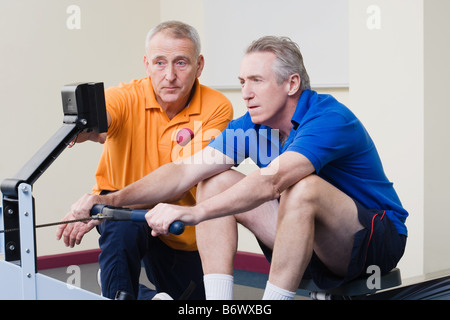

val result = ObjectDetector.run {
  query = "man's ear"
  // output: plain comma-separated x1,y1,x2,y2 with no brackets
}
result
287,73,301,96
143,55,151,76
196,54,205,78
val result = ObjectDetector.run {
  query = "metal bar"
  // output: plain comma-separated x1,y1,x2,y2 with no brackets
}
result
18,183,37,299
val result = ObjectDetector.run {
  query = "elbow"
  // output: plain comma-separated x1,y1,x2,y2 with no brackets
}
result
269,181,282,201
253,170,282,201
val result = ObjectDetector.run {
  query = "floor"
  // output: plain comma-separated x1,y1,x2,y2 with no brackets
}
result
17,261,450,300
39,263,309,300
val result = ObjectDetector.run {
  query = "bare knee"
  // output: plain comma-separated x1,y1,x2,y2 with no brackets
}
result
197,169,245,202
282,174,322,209
277,175,328,228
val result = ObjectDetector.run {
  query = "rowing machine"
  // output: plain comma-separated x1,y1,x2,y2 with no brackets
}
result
0,83,108,299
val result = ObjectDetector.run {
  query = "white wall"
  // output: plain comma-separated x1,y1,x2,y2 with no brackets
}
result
0,0,160,256
349,0,450,280
349,0,424,279
423,0,450,275
2,0,448,283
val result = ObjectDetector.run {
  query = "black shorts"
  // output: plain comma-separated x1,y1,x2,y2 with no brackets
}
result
258,199,407,290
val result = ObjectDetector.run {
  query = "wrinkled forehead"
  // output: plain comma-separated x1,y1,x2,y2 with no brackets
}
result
147,31,197,59
239,51,277,78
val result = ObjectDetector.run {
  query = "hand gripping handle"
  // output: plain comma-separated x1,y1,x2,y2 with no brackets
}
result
91,204,185,235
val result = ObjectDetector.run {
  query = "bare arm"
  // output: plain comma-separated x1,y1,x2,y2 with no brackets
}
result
69,147,234,219
194,151,315,221
146,151,315,236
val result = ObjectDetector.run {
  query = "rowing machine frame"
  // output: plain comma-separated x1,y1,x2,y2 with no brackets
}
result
0,83,107,299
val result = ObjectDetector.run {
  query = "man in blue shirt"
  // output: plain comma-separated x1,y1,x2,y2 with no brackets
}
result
67,36,407,300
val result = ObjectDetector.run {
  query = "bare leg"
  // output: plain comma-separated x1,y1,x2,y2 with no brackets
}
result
196,169,278,275
269,174,364,292
195,170,240,276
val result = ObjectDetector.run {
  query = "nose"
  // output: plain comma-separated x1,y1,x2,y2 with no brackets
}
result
241,83,254,101
165,64,176,82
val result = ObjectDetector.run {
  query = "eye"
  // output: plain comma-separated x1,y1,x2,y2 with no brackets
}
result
176,60,187,67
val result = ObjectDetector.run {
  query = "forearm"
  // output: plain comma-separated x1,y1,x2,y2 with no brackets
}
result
194,151,315,223
195,168,279,222
74,131,107,144
67,147,234,225
108,147,234,208
106,162,193,208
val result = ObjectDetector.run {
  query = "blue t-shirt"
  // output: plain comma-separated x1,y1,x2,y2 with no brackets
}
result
208,90,408,236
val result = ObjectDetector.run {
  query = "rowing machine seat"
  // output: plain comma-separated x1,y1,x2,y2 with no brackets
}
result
298,268,402,299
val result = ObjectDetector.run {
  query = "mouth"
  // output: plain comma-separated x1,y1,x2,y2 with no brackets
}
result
247,105,260,110
162,86,179,91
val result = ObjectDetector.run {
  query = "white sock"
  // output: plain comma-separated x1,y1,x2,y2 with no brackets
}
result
203,273,234,300
262,281,296,300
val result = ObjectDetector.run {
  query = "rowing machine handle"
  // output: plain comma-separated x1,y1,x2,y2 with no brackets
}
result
91,204,185,235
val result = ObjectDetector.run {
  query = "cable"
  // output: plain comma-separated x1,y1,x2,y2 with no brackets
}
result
0,217,94,233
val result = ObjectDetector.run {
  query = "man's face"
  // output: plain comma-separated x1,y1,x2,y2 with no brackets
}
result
239,52,290,127
144,31,204,108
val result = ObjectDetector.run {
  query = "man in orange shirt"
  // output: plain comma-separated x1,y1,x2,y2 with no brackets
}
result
56,21,233,300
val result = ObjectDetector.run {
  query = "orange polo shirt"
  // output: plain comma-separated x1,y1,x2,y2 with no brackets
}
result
92,77,233,251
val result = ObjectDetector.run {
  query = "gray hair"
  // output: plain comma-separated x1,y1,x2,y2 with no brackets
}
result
145,20,201,57
246,36,311,91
